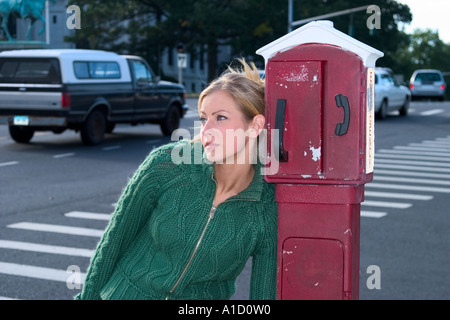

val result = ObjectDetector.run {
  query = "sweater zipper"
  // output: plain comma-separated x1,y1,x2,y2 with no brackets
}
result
166,205,217,300
165,172,257,299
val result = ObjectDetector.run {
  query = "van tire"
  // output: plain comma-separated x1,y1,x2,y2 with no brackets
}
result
160,105,180,136
377,100,388,119
399,97,410,116
80,110,106,145
9,126,34,143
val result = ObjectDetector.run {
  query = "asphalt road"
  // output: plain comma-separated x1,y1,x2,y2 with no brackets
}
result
0,99,449,300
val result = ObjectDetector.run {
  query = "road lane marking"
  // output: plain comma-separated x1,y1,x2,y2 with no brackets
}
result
0,240,93,258
377,149,450,157
364,191,433,201
375,153,450,162
374,175,450,186
361,211,387,218
375,169,450,179
422,140,450,146
362,200,412,209
375,158,450,167
395,146,450,152
7,222,104,237
376,164,450,172
65,211,112,221
53,153,75,159
0,161,18,167
102,145,121,151
409,142,450,149
0,262,85,284
366,183,450,193
420,109,444,116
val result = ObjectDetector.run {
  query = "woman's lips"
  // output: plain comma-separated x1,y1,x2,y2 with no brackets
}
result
205,142,219,149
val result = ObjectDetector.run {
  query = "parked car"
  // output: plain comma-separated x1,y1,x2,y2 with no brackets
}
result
0,49,188,145
409,69,446,101
374,68,411,119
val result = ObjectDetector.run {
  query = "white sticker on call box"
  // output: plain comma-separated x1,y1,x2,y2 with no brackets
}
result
366,68,375,174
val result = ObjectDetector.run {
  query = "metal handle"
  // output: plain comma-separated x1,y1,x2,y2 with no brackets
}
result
275,99,288,162
335,94,350,136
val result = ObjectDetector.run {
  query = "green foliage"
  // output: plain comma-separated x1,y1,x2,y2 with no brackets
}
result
65,0,450,85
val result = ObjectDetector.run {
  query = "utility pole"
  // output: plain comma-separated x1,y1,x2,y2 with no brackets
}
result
288,0,293,33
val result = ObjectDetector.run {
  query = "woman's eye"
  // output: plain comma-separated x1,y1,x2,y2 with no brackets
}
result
217,115,227,121
199,117,207,124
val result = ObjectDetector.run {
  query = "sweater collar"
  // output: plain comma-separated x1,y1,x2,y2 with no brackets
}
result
189,141,264,203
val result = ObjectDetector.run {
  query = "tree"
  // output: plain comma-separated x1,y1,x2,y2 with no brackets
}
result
290,0,412,71
395,29,450,89
65,0,413,83
147,0,282,81
65,0,163,71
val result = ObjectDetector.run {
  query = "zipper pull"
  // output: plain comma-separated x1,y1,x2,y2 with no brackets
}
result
209,206,217,219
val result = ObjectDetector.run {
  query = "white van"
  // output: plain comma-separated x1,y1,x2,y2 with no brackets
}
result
409,69,446,101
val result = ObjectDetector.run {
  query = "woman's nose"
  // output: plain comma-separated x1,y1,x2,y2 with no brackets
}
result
201,118,215,133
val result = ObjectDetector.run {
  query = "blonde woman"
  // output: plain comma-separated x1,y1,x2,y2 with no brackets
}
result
76,59,278,300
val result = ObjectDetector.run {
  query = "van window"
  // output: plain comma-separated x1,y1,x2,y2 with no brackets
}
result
414,72,442,83
0,58,61,84
73,61,121,79
380,73,395,86
131,60,153,83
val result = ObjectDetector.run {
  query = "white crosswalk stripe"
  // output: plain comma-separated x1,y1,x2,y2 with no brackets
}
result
65,211,112,221
0,262,86,284
0,240,94,257
7,222,104,237
0,210,110,300
362,135,450,218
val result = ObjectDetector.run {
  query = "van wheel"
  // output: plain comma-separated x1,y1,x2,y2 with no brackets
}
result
80,110,106,145
9,126,34,143
106,123,115,134
377,100,388,119
399,97,410,116
160,105,180,136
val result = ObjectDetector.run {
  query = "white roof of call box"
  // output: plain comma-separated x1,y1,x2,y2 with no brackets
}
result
256,20,384,68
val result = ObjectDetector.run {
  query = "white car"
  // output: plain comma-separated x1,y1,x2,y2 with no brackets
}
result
409,69,446,101
374,68,411,119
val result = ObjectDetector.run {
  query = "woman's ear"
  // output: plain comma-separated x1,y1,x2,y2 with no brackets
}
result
249,114,266,138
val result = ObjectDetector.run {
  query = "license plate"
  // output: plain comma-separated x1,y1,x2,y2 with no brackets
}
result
13,116,29,126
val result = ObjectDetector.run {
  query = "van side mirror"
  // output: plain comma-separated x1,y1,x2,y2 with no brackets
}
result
137,78,150,86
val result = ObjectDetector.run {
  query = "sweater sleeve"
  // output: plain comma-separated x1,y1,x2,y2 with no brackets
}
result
249,185,278,300
75,145,177,300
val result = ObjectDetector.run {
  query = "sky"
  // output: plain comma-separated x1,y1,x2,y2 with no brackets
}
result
397,0,450,43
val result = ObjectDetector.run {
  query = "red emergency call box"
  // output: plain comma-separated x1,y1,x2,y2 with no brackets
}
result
257,21,383,300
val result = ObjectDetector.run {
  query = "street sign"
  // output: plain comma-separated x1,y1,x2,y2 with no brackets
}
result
178,53,187,69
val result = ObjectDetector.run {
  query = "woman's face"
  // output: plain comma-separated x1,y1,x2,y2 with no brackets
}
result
199,90,254,164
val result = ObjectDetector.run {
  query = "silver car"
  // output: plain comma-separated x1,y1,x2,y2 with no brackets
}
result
409,69,446,101
374,68,411,119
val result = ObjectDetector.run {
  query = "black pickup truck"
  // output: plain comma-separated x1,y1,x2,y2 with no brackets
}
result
0,49,188,145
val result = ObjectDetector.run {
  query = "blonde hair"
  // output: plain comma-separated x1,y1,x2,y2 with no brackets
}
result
198,59,265,121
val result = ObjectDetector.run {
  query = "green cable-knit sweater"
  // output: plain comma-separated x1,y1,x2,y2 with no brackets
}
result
75,140,278,300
